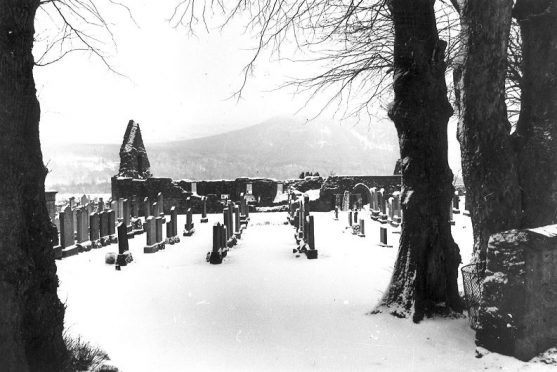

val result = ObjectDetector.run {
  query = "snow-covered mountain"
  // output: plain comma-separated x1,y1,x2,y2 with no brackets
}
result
43,117,399,192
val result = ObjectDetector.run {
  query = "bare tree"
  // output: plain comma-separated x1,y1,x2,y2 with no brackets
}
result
175,0,463,321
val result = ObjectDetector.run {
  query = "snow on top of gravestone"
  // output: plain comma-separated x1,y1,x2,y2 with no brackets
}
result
527,224,557,238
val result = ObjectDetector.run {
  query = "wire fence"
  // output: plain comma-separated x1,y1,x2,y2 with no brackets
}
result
461,263,485,329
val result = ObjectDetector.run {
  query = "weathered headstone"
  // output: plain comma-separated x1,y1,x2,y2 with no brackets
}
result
378,226,392,248
476,225,557,361
305,215,318,259
378,189,388,223
391,191,402,226
334,206,339,220
234,205,241,238
143,217,158,253
115,222,131,267
348,211,353,227
155,215,166,250
157,192,164,215
99,211,109,245
246,183,253,194
117,198,124,220
191,182,197,194
89,212,100,247
342,191,350,212
132,195,139,218
183,208,195,236
452,191,460,214
200,196,208,223
143,197,150,217
59,206,74,249
358,219,366,237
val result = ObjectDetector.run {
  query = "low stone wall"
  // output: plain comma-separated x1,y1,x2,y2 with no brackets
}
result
317,175,402,211
477,225,557,361
112,175,401,214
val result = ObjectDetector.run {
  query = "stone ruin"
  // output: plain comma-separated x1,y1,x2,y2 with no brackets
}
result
118,120,152,179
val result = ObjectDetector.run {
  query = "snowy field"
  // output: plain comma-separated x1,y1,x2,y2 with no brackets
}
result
57,211,553,371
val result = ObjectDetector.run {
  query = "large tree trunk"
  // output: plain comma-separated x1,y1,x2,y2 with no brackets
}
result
513,0,557,228
0,0,67,370
453,0,521,264
379,0,463,323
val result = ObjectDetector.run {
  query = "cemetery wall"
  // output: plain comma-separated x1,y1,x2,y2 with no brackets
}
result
112,175,401,214
317,175,402,211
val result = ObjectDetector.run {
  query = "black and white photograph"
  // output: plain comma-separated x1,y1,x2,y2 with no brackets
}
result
1,0,556,371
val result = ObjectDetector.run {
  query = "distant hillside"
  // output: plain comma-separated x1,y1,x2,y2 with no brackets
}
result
43,117,399,193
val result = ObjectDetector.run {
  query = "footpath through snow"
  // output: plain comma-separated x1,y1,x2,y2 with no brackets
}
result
58,212,553,371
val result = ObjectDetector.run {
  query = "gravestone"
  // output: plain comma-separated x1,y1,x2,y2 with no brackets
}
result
358,219,366,237
59,206,74,249
277,183,283,194
81,194,88,206
234,205,241,238
117,198,124,220
476,225,557,361
391,191,402,226
89,212,100,247
305,215,318,259
143,197,150,217
191,182,197,194
452,191,461,214
99,211,109,245
449,204,455,225
98,197,104,212
378,227,392,248
152,202,158,218
155,216,166,249
378,189,388,223
246,183,253,194
207,223,225,264
157,192,164,215
143,217,158,253
334,206,339,220
342,191,350,212
132,195,139,218
370,187,379,219
200,196,208,223
108,210,116,241
348,211,353,227
115,222,131,267
183,208,195,236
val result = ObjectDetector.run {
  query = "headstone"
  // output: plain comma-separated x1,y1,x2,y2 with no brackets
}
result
234,205,241,236
348,211,353,226
123,199,130,228
115,222,130,266
476,225,557,361
354,210,358,224
81,194,88,206
144,197,151,217
191,182,197,194
99,211,108,240
449,204,455,225
342,191,350,212
201,196,208,223
117,198,124,220
98,197,104,212
378,226,392,247
76,208,88,244
152,202,158,218
89,212,100,244
370,187,379,219
208,223,223,264
277,183,283,194
183,208,195,236
155,216,165,248
452,191,461,214
157,192,164,215
392,191,402,225
144,217,158,253
378,189,388,223
108,210,116,236
59,206,74,248
358,219,366,237
132,195,139,218
69,196,75,209
246,183,253,194
334,206,339,220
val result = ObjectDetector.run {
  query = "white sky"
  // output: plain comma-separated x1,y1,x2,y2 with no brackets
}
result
34,0,348,145
33,0,461,174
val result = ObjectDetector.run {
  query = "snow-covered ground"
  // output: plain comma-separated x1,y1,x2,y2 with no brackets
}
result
57,210,552,371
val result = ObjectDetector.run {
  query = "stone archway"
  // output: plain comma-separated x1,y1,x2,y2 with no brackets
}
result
352,183,372,206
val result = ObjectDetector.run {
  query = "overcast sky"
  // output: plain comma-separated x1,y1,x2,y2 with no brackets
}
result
34,0,353,146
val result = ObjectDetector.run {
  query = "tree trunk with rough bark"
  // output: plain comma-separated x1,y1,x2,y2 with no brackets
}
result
453,0,521,264
379,0,463,323
454,0,557,266
0,0,67,370
513,0,557,229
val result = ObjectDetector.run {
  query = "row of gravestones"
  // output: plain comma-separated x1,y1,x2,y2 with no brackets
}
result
287,192,318,259
207,194,250,264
